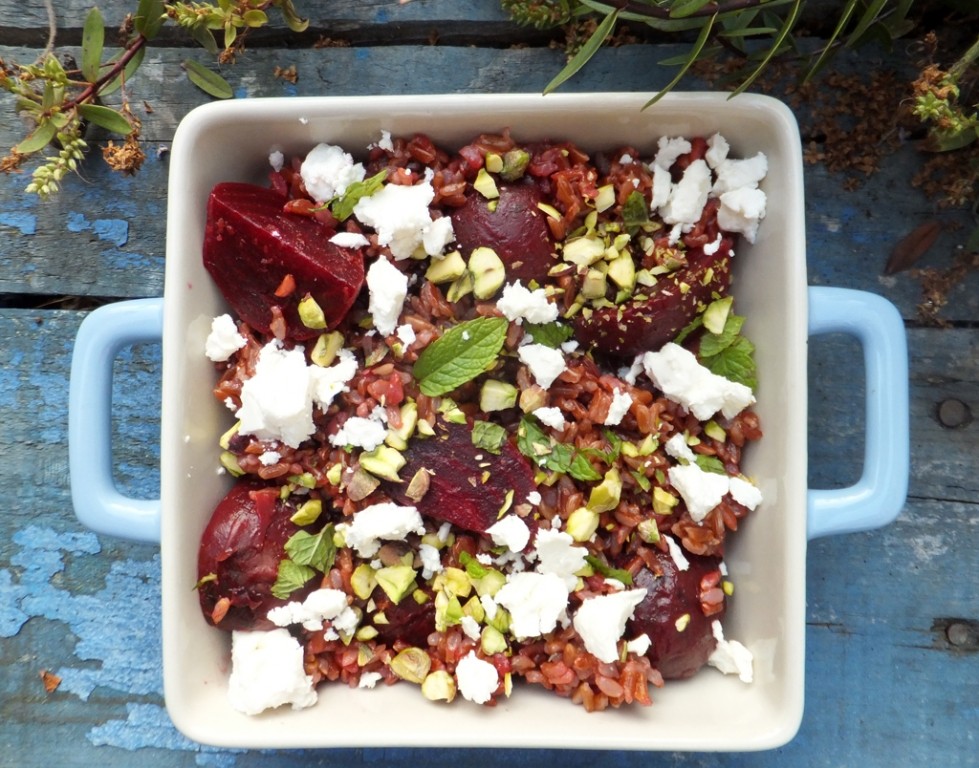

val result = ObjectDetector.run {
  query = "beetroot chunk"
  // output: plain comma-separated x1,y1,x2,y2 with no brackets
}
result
451,182,556,284
197,480,314,631
625,546,726,679
386,420,538,536
203,181,365,341
573,246,732,357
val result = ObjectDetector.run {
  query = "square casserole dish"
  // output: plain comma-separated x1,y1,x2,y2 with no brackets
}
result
160,92,809,751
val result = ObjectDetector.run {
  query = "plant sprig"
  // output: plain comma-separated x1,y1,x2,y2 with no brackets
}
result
0,0,308,198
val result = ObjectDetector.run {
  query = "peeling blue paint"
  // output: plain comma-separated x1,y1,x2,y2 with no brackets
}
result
65,211,130,247
235,86,250,99
355,49,370,61
0,212,38,235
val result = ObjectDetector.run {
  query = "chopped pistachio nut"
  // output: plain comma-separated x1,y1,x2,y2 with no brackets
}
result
351,563,378,600
325,462,343,485
355,625,379,641
580,267,607,299
445,271,474,303
390,647,431,684
587,467,622,513
345,467,381,501
480,379,518,412
290,499,322,526
219,451,244,477
421,669,457,702
290,472,317,489
472,568,506,598
637,518,661,544
518,386,548,414
566,506,600,542
297,294,328,329
425,250,467,284
704,420,727,442
359,445,406,482
435,567,472,599
703,296,734,335
434,590,465,632
594,184,615,213
473,167,500,200
311,330,345,367
462,595,486,624
385,401,418,450
481,625,508,655
219,421,240,450
375,565,417,604
675,613,691,632
484,153,504,174
537,202,561,220
563,235,607,268
500,148,530,181
652,486,679,516
468,246,506,299
405,468,432,502
723,580,735,596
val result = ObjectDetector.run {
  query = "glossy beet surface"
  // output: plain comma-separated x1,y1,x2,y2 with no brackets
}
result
451,182,556,284
626,547,725,680
386,420,538,536
197,480,312,631
574,246,732,357
203,182,365,341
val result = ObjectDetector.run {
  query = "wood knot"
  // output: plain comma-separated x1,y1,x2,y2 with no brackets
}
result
933,617,979,652
936,398,972,429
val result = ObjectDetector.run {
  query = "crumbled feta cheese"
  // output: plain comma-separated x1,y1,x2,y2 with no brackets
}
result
300,143,365,203
335,502,425,557
704,133,729,169
455,651,499,704
419,543,443,579
572,589,647,663
707,620,754,683
650,164,672,209
664,535,690,572
497,281,559,325
396,323,416,347
718,187,768,243
533,406,566,431
258,450,281,466
330,231,370,249
375,130,394,152
205,313,246,362
665,432,696,463
653,136,692,170
627,633,652,656
619,153,633,164
642,343,755,420
494,571,570,640
668,463,731,522
527,491,542,506
703,232,724,256
730,476,763,510
711,152,768,196
267,588,356,632
518,344,566,390
480,594,499,620
533,528,587,588
268,149,285,173
330,413,387,451
659,159,712,227
486,515,531,553
236,341,316,448
228,629,317,715
309,348,358,409
358,671,383,689
460,615,482,641
353,180,452,260
619,355,645,385
367,256,408,336
422,215,455,257
604,388,633,426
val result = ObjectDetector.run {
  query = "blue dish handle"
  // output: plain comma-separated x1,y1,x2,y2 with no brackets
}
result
69,298,164,543
806,286,909,539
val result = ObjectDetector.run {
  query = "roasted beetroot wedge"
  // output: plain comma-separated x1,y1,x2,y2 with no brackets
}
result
451,182,556,284
197,480,315,631
573,246,732,357
386,420,538,537
625,546,725,680
203,182,365,341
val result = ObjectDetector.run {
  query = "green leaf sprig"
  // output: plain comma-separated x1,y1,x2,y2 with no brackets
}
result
517,416,602,482
413,316,509,397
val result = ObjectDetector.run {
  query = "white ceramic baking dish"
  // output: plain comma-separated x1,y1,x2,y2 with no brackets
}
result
68,93,909,752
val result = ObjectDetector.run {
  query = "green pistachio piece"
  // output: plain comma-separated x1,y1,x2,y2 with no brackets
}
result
481,625,508,655
390,647,431,684
421,669,457,702
345,467,381,501
500,149,530,181
219,421,240,450
359,445,406,482
297,294,328,329
468,246,506,299
653,486,679,516
480,379,518,412
703,296,734,335
385,401,419,451
375,565,417,605
473,167,500,199
290,499,322,526
587,467,622,513
351,563,378,600
310,330,345,367
594,184,615,213
425,250,467,284
637,518,661,544
219,451,244,477
566,506,600,542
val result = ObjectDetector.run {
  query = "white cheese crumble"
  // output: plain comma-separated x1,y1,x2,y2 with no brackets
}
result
707,620,754,683
527,491,542,506
205,313,246,362
330,412,388,451
663,535,690,572
627,633,652,656
649,164,672,209
455,651,499,704
353,180,454,260
374,130,394,152
659,158,712,228
533,406,566,431
572,589,647,663
703,232,724,256
460,615,482,641
367,256,408,336
730,476,763,510
533,528,587,588
705,133,729,169
268,149,285,173
358,671,383,689
395,323,416,347
718,187,768,243
518,343,566,390
300,143,365,203
335,502,425,557
494,571,570,640
668,463,732,522
604,388,633,426
653,136,692,170
419,542,444,579
258,450,281,466
711,152,768,196
329,231,370,249
642,342,755,421
309,348,358,408
267,588,357,633
486,515,531,553
497,281,559,325
228,629,317,715
665,432,696,463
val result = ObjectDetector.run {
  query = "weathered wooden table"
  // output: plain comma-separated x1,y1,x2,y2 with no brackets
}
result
1,2,977,766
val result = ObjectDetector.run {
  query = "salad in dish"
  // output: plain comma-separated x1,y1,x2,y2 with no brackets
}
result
198,127,767,716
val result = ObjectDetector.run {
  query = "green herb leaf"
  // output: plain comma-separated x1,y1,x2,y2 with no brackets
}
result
669,0,714,19
101,46,146,96
459,551,489,579
630,469,652,492
523,321,573,349
517,417,602,482
285,525,337,573
189,24,219,55
472,420,507,455
81,7,105,83
584,555,633,585
271,559,316,599
644,12,717,109
622,190,650,233
702,335,757,390
78,104,134,136
134,0,166,39
184,59,233,99
414,316,508,397
15,120,57,154
279,0,310,32
698,312,745,358
331,170,387,221
543,8,620,94
694,455,727,475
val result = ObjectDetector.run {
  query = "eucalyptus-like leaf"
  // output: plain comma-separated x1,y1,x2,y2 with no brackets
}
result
731,0,802,97
101,46,146,96
41,80,56,110
78,104,135,135
134,0,167,40
81,7,105,82
543,8,620,94
15,120,57,154
184,59,234,99
804,0,857,83
845,0,888,48
670,0,714,19
719,26,779,39
191,23,220,55
279,0,310,32
224,23,238,50
644,12,716,108
242,9,268,27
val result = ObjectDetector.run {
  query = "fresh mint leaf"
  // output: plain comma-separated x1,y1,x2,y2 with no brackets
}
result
517,417,602,482
472,420,507,455
459,551,489,579
673,314,703,346
271,559,316,600
702,335,757,390
331,170,387,221
622,190,650,233
584,555,633,585
694,455,727,475
284,525,336,573
699,312,745,358
414,316,508,397
523,321,573,349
